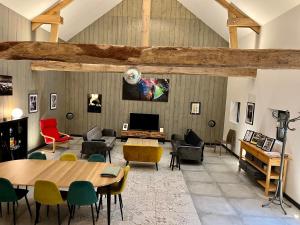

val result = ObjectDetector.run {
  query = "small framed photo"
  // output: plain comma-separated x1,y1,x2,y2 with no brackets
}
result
262,137,275,152
243,130,254,142
190,102,201,115
28,93,38,113
250,132,261,145
245,102,255,125
122,123,128,131
256,135,267,148
50,93,57,110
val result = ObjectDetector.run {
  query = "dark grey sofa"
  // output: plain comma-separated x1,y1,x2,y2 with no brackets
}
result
81,127,116,162
171,130,205,165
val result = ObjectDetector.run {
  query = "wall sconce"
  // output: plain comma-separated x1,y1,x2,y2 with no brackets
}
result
11,108,23,119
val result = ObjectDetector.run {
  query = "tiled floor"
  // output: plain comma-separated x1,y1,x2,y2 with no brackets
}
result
182,146,300,225
0,138,299,225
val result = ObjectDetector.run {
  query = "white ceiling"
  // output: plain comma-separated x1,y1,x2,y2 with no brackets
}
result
178,0,300,40
0,0,300,41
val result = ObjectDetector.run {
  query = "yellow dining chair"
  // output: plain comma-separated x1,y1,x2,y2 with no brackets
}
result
59,153,77,161
97,165,130,220
34,180,67,225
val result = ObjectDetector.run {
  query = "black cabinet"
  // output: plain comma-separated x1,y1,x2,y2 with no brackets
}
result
0,117,28,162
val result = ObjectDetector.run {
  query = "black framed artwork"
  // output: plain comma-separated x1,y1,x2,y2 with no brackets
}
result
28,93,38,113
245,102,255,125
243,130,254,142
190,102,201,115
262,137,275,152
87,94,102,113
50,93,57,110
250,132,261,145
256,135,267,148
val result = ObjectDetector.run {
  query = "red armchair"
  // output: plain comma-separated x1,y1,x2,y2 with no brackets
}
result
40,118,72,152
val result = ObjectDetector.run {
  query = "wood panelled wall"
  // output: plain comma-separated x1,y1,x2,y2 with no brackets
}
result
0,3,66,150
67,0,228,141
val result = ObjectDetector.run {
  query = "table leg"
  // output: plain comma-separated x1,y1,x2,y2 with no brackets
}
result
107,150,111,163
265,164,272,196
107,186,111,225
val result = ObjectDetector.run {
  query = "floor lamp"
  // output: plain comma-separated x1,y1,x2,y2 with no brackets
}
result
262,110,300,214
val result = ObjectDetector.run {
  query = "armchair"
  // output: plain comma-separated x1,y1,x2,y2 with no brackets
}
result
171,130,204,169
40,118,72,153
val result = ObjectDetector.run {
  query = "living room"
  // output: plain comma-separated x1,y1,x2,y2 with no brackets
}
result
0,0,300,225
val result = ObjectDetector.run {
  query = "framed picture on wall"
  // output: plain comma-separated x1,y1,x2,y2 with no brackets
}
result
28,93,38,113
88,94,102,113
190,102,201,115
245,102,255,125
50,93,57,110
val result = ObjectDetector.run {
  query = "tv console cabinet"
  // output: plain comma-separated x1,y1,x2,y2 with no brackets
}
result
121,130,166,143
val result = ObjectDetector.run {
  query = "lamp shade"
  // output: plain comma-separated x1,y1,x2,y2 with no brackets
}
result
11,108,23,119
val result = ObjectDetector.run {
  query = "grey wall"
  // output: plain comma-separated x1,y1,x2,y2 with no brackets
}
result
0,3,66,150
67,0,228,141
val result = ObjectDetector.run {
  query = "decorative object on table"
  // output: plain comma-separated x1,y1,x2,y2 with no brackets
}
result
262,110,300,214
0,75,12,96
28,93,38,113
50,93,57,110
87,94,102,113
190,102,201,115
262,137,275,152
245,102,255,125
122,123,128,131
11,108,23,120
256,135,267,148
66,112,74,120
101,166,121,178
122,77,169,102
250,132,261,145
243,130,254,142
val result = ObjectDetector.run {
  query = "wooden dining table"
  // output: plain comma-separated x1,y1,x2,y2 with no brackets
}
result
0,159,124,225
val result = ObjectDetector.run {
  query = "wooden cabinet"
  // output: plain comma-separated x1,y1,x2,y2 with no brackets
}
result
121,130,166,143
239,140,289,196
0,117,28,162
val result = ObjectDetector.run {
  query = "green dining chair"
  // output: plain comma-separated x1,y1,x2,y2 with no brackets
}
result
67,181,98,225
28,151,47,160
88,154,105,162
0,178,32,225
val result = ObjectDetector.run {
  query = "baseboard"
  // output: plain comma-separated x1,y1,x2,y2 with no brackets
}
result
28,143,47,154
284,193,300,210
205,143,239,159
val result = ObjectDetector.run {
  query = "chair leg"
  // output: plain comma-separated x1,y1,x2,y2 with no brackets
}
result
0,202,2,217
52,142,56,153
47,205,49,217
7,202,9,215
25,195,32,218
91,205,95,225
95,202,99,221
114,195,117,204
68,205,74,225
12,202,16,225
118,194,124,221
155,163,158,171
126,161,129,166
34,202,41,225
57,205,61,225
108,150,111,163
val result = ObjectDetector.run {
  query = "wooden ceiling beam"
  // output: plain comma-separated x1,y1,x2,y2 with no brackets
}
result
142,0,151,47
1,42,300,70
228,12,238,49
215,0,260,34
32,0,73,31
227,18,260,28
32,15,63,25
31,61,257,77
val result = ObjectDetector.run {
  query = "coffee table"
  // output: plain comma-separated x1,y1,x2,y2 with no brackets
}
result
123,138,163,170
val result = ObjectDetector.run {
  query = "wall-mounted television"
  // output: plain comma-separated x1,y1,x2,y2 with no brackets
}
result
0,75,13,96
130,113,159,131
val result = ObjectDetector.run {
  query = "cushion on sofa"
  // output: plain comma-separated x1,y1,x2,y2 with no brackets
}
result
184,130,201,146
